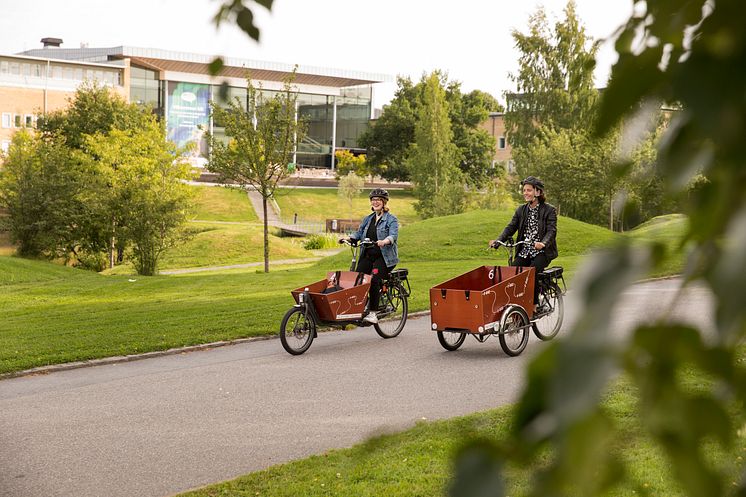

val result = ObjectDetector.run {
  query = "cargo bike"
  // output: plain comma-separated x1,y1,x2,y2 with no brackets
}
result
280,238,411,355
429,239,566,356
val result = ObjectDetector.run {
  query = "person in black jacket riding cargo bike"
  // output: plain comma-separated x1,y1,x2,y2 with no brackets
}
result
489,176,558,313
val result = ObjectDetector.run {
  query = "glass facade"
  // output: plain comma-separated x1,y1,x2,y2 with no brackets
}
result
144,77,373,169
297,93,334,167
335,85,372,150
130,66,162,116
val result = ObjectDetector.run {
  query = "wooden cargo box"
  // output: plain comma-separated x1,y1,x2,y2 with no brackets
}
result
430,265,534,333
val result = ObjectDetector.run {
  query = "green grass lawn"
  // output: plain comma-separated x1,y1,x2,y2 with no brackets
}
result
177,370,746,497
0,210,683,375
274,187,420,226
106,223,314,274
190,184,258,222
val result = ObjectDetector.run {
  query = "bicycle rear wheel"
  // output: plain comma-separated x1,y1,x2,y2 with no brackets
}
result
374,284,408,338
532,282,564,340
499,308,529,356
280,307,315,355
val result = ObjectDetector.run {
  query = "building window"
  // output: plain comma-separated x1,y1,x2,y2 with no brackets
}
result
1,113,11,128
498,136,506,149
507,160,516,173
14,114,22,128
25,114,34,128
1,141,10,154
0,61,8,74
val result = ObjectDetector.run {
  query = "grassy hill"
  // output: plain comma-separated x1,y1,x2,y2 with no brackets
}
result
0,208,666,375
273,187,419,226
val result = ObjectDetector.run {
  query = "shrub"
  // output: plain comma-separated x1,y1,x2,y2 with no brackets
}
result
302,233,338,250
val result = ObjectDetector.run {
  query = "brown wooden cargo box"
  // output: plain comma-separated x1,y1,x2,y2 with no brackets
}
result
430,265,534,333
291,271,372,322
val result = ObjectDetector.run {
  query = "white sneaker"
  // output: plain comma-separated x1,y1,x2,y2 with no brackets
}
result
363,312,378,324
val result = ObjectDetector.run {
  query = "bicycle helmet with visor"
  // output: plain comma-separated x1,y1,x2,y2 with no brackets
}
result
369,188,390,201
520,176,545,191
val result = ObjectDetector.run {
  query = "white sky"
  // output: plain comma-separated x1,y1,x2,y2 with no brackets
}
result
0,0,633,109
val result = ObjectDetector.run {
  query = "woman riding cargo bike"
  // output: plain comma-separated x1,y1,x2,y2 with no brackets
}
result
490,176,558,315
279,188,410,355
429,175,565,356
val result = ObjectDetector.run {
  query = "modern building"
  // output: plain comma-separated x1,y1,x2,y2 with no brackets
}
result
2,40,391,168
0,47,127,153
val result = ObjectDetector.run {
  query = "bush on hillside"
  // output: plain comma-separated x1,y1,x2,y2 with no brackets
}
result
302,233,338,250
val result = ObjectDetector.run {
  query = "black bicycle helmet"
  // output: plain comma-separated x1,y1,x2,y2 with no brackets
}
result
520,176,545,190
369,188,390,201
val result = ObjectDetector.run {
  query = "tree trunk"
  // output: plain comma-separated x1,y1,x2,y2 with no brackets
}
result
109,219,116,269
610,197,614,232
263,196,270,273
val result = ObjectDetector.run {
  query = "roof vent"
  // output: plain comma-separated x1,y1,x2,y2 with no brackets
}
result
41,37,63,48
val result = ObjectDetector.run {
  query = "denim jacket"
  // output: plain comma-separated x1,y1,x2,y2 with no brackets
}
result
351,211,399,267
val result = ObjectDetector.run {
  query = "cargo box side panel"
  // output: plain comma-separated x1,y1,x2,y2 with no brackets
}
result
320,284,371,321
481,267,534,327
430,287,486,333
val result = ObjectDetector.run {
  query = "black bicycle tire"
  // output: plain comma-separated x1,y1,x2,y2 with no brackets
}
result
499,308,529,356
279,307,315,355
532,283,564,341
374,285,408,338
437,330,467,351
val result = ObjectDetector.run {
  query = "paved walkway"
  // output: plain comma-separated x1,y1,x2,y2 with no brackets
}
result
160,249,342,275
246,189,324,236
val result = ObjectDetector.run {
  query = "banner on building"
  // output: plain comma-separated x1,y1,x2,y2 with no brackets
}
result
167,82,209,162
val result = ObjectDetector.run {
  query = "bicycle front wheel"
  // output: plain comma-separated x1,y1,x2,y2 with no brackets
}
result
374,284,408,338
532,283,564,340
437,330,466,351
499,308,529,356
280,307,316,355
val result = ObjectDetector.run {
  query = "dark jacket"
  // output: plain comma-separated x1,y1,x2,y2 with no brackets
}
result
497,202,558,261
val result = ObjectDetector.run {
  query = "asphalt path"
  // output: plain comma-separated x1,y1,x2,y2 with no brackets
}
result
0,278,714,497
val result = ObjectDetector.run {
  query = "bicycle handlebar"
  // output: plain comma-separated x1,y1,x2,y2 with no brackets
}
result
340,237,375,247
491,239,528,249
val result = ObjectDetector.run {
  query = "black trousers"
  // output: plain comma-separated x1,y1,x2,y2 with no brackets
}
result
513,253,549,304
356,256,393,311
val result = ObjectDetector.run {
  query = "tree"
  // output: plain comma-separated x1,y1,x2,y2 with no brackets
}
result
505,0,598,150
359,74,500,185
337,172,364,219
513,126,620,226
83,120,194,276
206,75,305,273
38,81,151,151
37,82,156,267
450,1,746,496
358,76,419,182
334,149,368,179
0,130,89,258
505,1,625,228
406,72,465,218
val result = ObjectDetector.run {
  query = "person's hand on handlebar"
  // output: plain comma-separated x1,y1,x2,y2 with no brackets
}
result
338,236,350,244
488,239,501,249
